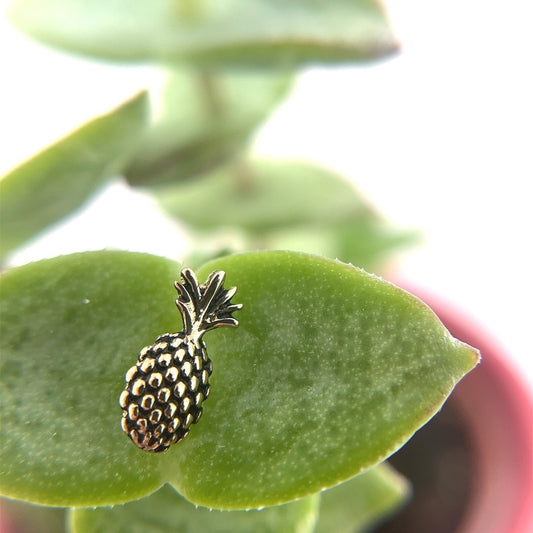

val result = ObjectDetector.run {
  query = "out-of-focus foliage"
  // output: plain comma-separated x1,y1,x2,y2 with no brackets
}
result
8,0,398,66
125,68,292,185
0,94,147,259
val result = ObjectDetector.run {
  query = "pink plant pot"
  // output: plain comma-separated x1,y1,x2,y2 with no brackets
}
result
433,294,533,533
385,285,533,533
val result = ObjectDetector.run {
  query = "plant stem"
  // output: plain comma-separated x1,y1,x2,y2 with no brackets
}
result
233,158,257,194
197,69,225,119
175,0,204,20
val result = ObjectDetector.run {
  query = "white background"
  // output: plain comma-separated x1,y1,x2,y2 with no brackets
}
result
1,0,532,391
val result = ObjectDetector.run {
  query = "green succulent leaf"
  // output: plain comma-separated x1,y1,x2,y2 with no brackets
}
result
0,93,148,259
269,220,419,274
8,0,398,66
174,252,479,509
0,252,179,506
69,485,319,533
69,464,406,533
153,158,416,270
0,251,479,509
126,69,292,186
0,464,406,533
154,158,376,231
315,463,410,533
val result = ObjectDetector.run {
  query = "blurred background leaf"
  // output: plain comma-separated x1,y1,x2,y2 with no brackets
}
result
152,158,418,270
69,463,409,533
0,93,148,260
8,0,398,66
270,220,418,274
153,158,374,231
70,486,319,533
315,463,410,533
125,68,293,186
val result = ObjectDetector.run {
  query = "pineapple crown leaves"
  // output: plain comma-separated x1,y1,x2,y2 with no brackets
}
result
174,268,242,338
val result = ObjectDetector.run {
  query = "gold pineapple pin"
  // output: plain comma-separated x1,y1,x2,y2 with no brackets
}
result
119,268,242,452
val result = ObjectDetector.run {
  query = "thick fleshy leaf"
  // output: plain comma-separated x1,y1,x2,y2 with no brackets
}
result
153,159,416,270
0,466,405,533
69,466,406,533
315,463,410,533
167,252,479,509
0,252,180,506
0,251,479,509
268,221,418,273
154,159,376,231
125,69,292,186
69,485,319,533
0,93,147,259
8,0,398,66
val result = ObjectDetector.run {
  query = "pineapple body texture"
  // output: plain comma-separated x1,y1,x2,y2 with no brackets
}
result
120,268,241,452
120,333,212,452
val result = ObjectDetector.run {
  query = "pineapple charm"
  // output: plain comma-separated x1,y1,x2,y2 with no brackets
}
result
119,268,242,452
